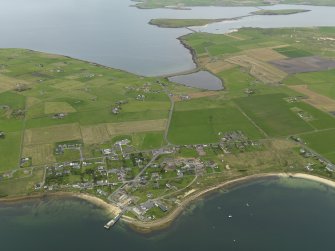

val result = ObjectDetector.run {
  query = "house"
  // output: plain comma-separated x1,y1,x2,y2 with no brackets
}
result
155,202,168,212
244,88,255,95
136,94,145,101
53,113,66,119
180,94,191,101
0,105,9,110
112,107,120,114
326,163,335,172
102,148,112,155
115,139,131,146
0,131,5,139
15,83,30,92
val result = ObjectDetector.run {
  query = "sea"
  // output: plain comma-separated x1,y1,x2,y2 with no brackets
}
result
1,177,335,251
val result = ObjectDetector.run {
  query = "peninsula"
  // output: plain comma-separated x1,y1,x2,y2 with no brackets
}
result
0,26,335,232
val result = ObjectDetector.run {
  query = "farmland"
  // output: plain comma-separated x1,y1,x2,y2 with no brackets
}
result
179,26,335,166
1,27,335,227
168,100,264,144
301,129,335,163
0,48,174,172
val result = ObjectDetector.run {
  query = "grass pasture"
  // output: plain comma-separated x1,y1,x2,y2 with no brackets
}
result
0,131,22,171
55,148,81,163
81,124,110,144
284,69,335,100
301,129,335,163
217,67,258,97
22,144,56,165
274,46,313,58
289,85,335,112
168,105,263,145
0,91,26,112
132,132,165,150
24,123,82,145
226,55,287,84
0,167,44,196
44,102,76,114
244,48,287,62
0,74,30,93
107,119,167,136
52,80,86,90
292,101,335,130
204,60,235,74
235,93,314,137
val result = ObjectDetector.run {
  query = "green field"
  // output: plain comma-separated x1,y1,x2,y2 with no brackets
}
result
0,131,22,171
0,48,178,173
301,129,335,163
168,101,263,144
235,94,314,137
274,46,313,58
284,69,335,99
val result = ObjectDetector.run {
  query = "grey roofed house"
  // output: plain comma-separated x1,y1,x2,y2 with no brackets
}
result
155,202,168,212
0,131,5,138
52,113,66,119
326,163,335,172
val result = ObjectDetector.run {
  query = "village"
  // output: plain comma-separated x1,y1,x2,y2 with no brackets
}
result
22,131,260,221
1,125,334,226
0,129,323,227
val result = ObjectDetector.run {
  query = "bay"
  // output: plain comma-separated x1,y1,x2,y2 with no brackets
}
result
1,178,335,251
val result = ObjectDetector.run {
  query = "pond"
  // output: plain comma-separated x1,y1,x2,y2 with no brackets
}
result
168,71,224,90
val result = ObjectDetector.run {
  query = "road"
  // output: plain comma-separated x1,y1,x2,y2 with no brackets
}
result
163,86,174,145
108,153,160,202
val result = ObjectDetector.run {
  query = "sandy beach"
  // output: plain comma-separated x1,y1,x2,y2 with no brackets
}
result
1,172,335,233
122,172,335,233
0,192,122,217
72,193,122,216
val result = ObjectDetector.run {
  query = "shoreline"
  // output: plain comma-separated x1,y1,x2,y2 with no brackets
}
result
1,172,335,233
122,172,335,233
148,15,251,29
0,192,122,217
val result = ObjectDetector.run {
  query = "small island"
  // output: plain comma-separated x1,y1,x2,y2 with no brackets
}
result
251,9,311,15
149,18,230,28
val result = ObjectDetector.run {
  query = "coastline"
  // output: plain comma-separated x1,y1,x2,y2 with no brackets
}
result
122,172,335,233
1,172,335,233
0,192,122,217
148,15,251,29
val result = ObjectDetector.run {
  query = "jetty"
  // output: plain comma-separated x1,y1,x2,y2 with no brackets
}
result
104,212,123,229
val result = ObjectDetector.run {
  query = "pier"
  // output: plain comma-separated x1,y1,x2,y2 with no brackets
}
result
104,212,123,229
